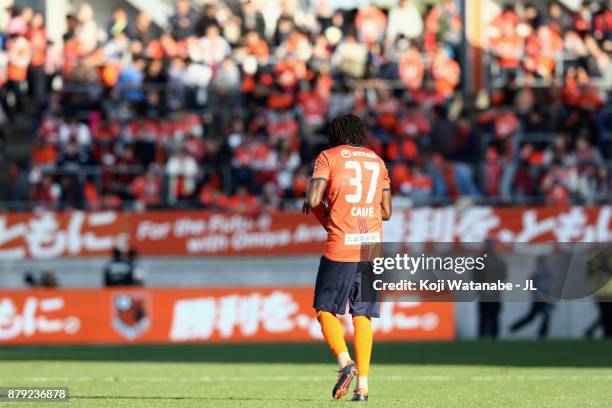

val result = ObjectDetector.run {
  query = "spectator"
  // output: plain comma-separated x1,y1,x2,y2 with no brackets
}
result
6,30,31,115
387,0,423,43
432,46,461,99
118,59,146,105
524,25,563,80
104,247,142,287
26,11,46,102
398,41,424,90
40,270,59,288
573,1,593,37
75,3,98,54
107,7,130,38
488,4,523,74
228,185,259,214
542,160,572,205
200,24,231,67
392,164,433,206
333,34,368,79
169,0,196,40
127,248,145,285
547,1,573,33
59,117,91,147
356,4,387,46
240,0,266,39
166,146,198,205
24,270,59,288
29,173,61,210
589,165,612,204
132,11,153,46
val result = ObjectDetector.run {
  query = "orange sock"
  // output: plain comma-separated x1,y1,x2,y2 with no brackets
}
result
352,316,373,377
317,310,349,365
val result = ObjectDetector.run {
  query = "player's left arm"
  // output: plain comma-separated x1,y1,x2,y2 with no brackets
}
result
381,161,392,221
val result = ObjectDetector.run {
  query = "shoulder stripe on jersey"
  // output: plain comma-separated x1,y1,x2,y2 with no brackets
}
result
382,188,391,191
310,177,328,182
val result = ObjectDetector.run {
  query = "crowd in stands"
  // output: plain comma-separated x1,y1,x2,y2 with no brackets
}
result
0,0,610,211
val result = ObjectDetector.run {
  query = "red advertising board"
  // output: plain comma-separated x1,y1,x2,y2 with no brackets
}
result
0,207,610,259
0,288,455,344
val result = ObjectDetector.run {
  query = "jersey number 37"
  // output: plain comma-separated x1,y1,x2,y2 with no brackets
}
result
344,161,379,204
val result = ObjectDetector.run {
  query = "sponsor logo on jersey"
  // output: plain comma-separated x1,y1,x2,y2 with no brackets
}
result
344,232,381,245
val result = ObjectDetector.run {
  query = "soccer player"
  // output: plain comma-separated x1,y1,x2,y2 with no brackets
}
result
303,113,392,401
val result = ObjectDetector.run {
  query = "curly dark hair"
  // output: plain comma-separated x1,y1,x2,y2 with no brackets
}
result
328,113,367,147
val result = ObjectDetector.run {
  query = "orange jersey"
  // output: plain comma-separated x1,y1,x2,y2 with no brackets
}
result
311,145,390,262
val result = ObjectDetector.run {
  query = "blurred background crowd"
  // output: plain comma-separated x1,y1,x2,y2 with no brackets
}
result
0,0,610,212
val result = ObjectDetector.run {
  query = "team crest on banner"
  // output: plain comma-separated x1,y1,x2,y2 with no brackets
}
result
112,294,150,340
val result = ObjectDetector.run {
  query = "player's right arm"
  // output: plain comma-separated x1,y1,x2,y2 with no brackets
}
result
381,189,392,221
303,151,331,226
303,179,328,213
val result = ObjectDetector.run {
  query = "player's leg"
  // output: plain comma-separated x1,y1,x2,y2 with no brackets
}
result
348,261,380,401
316,310,351,368
316,310,357,399
352,315,373,401
313,256,359,399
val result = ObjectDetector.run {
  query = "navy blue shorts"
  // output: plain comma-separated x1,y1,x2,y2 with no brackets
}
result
313,256,380,318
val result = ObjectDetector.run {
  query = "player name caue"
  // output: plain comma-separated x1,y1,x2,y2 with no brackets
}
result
351,206,374,217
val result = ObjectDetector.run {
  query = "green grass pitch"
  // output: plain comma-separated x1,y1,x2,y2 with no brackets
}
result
1,341,612,407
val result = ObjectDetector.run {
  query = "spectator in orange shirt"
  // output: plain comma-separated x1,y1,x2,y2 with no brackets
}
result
6,32,32,116
542,160,572,205
298,82,328,134
524,25,563,79
396,164,433,205
199,186,230,210
31,139,57,169
291,165,310,199
431,47,461,100
396,103,430,139
245,30,269,63
398,42,424,91
386,138,418,163
130,169,162,209
356,5,387,46
489,4,523,71
227,185,259,214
